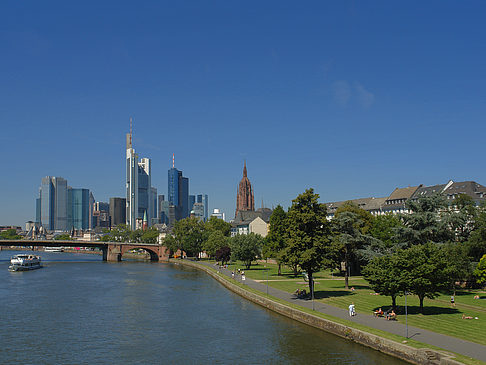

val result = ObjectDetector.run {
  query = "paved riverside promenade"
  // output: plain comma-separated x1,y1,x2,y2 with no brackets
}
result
197,261,486,363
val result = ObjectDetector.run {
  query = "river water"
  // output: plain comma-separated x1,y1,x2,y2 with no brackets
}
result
0,250,408,364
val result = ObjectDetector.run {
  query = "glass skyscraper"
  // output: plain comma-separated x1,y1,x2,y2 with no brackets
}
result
168,162,189,221
70,188,90,230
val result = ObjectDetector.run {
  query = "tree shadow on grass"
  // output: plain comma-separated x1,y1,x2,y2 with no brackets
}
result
395,306,460,316
314,290,356,299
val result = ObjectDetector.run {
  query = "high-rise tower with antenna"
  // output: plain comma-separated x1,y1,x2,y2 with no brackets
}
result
126,117,139,230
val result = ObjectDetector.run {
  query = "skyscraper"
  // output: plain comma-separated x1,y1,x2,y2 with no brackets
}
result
196,194,209,221
109,197,126,227
39,176,69,231
38,176,91,232
235,161,254,218
71,188,90,230
167,154,189,221
138,157,152,225
126,119,138,230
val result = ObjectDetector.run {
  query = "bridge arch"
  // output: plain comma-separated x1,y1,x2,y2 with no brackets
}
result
105,243,169,262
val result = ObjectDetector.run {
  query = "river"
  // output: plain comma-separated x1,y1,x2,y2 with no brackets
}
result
0,250,408,364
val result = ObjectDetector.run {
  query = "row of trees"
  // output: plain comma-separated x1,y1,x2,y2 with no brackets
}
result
163,216,264,269
263,189,486,312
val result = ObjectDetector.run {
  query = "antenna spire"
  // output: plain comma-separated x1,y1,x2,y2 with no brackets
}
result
172,153,175,168
129,117,133,145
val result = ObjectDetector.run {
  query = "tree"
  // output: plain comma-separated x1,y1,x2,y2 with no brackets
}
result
282,188,331,296
205,216,231,237
331,210,375,289
141,227,159,244
0,229,21,240
335,201,374,234
101,224,130,242
172,217,207,258
230,233,263,269
398,243,450,313
204,230,228,258
474,254,486,285
443,242,474,295
362,254,404,309
215,246,231,265
395,194,452,246
465,201,486,261
262,205,287,275
54,233,71,240
446,194,478,242
368,214,403,254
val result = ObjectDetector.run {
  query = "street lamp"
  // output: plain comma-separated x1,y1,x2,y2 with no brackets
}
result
312,278,315,311
405,291,409,339
266,265,269,295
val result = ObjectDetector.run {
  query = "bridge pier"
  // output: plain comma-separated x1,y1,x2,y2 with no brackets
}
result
106,244,122,262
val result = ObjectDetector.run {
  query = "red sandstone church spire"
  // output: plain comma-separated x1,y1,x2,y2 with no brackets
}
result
235,161,255,218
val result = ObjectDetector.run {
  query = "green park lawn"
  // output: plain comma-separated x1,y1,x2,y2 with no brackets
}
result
228,260,486,346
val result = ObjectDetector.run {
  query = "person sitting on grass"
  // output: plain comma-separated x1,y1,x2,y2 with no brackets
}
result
374,308,384,317
386,310,397,320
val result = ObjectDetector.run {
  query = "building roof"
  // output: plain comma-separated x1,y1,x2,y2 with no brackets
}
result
386,186,421,201
410,183,448,200
232,208,273,226
443,181,486,202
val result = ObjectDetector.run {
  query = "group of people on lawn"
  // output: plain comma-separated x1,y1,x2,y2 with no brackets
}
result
373,307,397,320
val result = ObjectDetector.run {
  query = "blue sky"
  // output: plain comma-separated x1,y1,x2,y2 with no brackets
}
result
1,1,486,225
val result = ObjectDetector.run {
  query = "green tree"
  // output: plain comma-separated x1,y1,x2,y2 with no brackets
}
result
0,229,21,240
141,227,159,244
262,205,288,275
229,233,263,269
100,224,131,242
465,201,486,261
368,214,403,254
335,201,374,234
54,233,72,240
474,254,486,285
172,217,207,258
446,194,478,242
395,194,452,246
362,254,404,309
203,230,228,258
282,188,331,296
443,242,474,295
205,216,231,237
331,210,375,289
398,243,450,313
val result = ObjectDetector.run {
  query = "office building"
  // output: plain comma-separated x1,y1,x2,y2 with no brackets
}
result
191,202,204,220
138,157,152,225
71,188,90,230
39,176,69,231
168,154,190,221
151,187,158,225
126,121,138,230
211,208,225,221
189,195,195,214
110,197,126,227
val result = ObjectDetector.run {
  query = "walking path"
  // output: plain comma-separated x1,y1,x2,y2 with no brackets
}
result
199,261,486,363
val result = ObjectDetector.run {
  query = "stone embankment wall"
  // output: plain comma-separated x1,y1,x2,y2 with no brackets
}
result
174,259,465,365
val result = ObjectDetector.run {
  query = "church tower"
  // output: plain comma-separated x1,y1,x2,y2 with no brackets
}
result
235,161,255,218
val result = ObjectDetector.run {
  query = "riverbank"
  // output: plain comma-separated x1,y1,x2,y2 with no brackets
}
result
171,258,482,365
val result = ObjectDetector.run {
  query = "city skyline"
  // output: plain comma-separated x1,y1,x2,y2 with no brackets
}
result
2,2,486,226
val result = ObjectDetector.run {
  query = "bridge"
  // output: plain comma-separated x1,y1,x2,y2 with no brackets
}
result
0,240,170,262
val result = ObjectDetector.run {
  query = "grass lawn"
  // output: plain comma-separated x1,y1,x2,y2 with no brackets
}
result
229,260,486,346
197,261,485,365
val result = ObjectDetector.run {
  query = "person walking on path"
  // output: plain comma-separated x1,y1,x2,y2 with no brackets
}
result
348,302,356,317
451,295,455,307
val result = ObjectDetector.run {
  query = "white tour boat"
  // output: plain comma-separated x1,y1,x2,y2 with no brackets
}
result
8,254,42,272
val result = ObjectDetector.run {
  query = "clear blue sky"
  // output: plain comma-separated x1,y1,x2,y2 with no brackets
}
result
1,1,486,226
